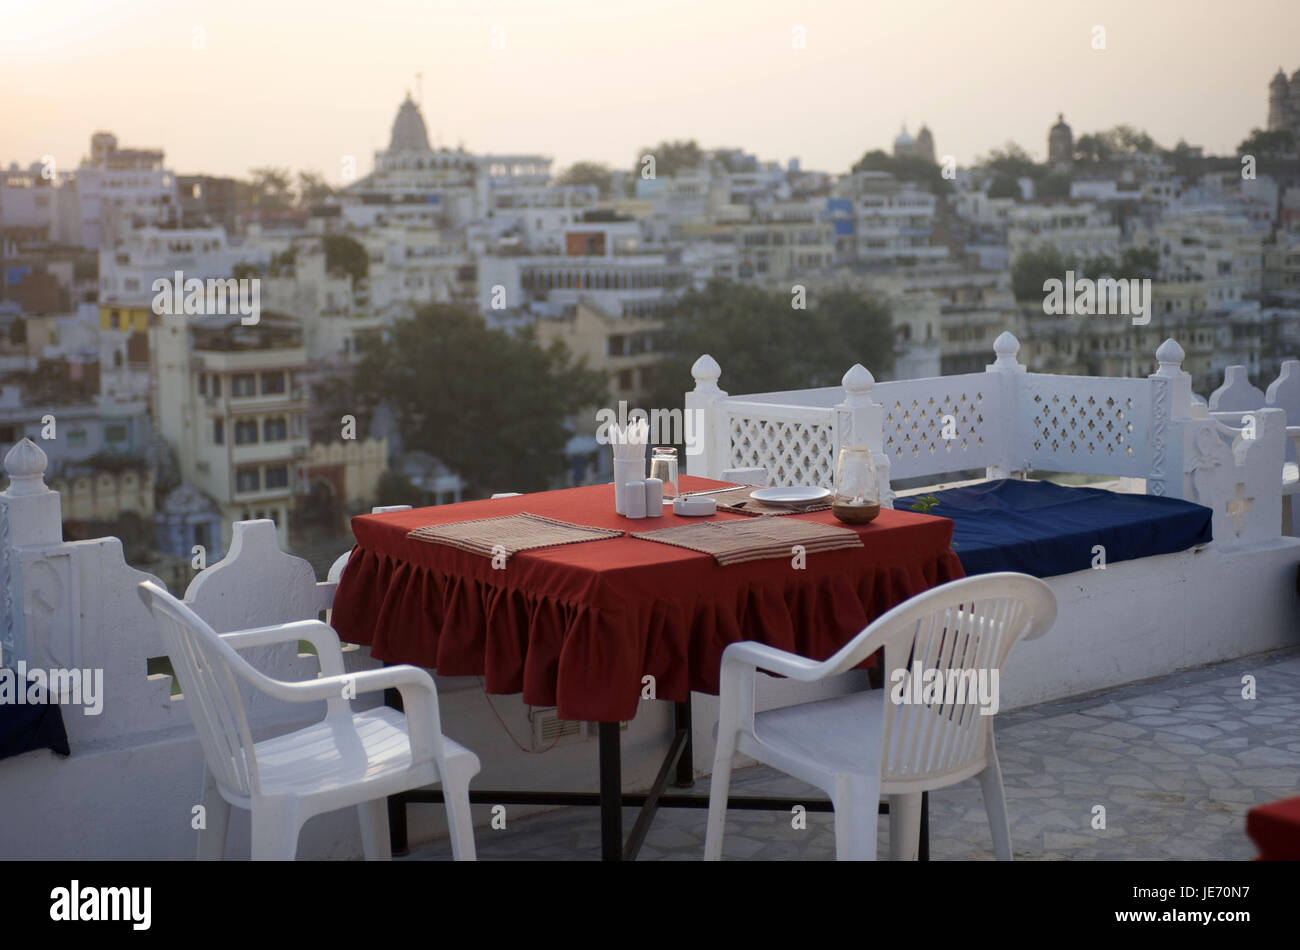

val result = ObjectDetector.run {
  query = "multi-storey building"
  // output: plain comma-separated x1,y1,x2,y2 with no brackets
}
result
151,312,310,551
1007,201,1121,263
76,132,177,249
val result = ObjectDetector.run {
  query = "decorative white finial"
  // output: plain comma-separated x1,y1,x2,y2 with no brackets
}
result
989,331,1021,370
842,363,874,393
691,354,721,393
1155,338,1185,376
2,437,50,497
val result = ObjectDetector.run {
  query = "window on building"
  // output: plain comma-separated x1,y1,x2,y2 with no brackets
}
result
236,469,260,493
211,374,222,396
198,375,207,395
68,430,87,447
213,420,224,444
263,417,287,441
618,368,635,391
232,374,256,397
104,423,127,443
234,420,259,444
608,335,626,356
264,465,289,489
261,372,285,395
0,426,16,443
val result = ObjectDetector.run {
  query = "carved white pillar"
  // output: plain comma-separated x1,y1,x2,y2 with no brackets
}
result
684,354,728,477
984,331,1025,478
1149,338,1191,499
0,438,63,665
835,363,892,508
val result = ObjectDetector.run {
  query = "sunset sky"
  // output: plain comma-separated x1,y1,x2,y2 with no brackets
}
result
2,0,1297,183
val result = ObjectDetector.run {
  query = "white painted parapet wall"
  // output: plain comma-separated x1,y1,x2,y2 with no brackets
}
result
687,334,1286,547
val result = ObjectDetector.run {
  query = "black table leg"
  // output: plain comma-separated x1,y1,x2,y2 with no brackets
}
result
384,682,409,855
919,790,930,861
597,722,623,861
672,699,694,788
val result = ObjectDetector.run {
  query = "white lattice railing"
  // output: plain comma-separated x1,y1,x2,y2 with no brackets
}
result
685,332,1287,546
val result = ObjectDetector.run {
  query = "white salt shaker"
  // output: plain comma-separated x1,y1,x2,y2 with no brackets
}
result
624,480,647,518
643,477,663,514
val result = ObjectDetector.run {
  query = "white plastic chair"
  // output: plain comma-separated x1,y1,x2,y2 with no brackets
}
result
137,580,480,861
719,467,769,487
704,572,1056,861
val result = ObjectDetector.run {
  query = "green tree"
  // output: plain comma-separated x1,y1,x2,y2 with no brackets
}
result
296,171,335,207
556,161,611,196
1038,171,1072,199
646,280,895,419
978,142,1044,180
322,234,368,282
987,174,1022,199
246,167,294,210
851,149,950,195
635,139,704,179
1119,246,1159,280
352,304,607,496
1011,247,1074,302
1237,127,1296,158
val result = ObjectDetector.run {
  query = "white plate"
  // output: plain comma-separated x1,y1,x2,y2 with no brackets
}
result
749,486,831,504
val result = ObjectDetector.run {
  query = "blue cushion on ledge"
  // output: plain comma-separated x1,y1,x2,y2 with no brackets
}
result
903,479,1214,578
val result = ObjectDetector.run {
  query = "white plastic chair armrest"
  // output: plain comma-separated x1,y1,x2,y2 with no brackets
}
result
1286,425,1300,452
270,665,444,769
720,641,826,681
220,620,348,678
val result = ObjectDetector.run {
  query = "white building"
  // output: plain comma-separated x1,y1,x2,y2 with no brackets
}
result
1006,201,1120,262
75,132,178,249
151,312,310,551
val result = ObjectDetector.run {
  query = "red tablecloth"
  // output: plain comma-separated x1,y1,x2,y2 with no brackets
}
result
331,476,964,721
1247,796,1300,860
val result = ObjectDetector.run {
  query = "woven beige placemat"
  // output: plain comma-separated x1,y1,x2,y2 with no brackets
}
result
681,486,832,517
631,516,862,566
407,512,623,559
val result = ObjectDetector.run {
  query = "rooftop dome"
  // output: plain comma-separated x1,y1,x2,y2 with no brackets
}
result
894,124,914,146
1272,68,1289,87
388,94,432,153
1052,112,1071,130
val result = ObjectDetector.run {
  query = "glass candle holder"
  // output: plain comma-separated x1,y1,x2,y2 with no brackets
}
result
649,447,678,499
831,444,881,524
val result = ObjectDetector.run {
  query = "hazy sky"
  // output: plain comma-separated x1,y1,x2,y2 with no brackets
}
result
3,0,1298,184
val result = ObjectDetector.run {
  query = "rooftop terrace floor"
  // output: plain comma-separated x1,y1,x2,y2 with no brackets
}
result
405,649,1300,861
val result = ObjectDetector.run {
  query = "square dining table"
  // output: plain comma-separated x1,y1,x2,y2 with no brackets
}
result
330,475,964,860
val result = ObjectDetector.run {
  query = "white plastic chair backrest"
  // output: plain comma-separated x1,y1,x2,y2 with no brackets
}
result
817,573,1056,783
720,467,770,487
1265,360,1300,465
137,580,274,798
491,492,522,498
1208,365,1265,412
186,520,330,630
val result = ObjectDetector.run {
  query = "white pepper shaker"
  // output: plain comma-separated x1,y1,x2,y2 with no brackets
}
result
624,480,647,518
643,477,663,514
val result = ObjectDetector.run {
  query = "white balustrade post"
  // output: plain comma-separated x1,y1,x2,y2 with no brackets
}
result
0,438,63,665
984,331,1025,478
835,363,892,508
684,354,728,477
1149,338,1192,499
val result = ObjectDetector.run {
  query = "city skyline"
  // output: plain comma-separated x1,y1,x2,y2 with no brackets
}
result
3,0,1298,183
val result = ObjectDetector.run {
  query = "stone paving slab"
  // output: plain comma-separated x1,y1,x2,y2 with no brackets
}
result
404,650,1300,861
